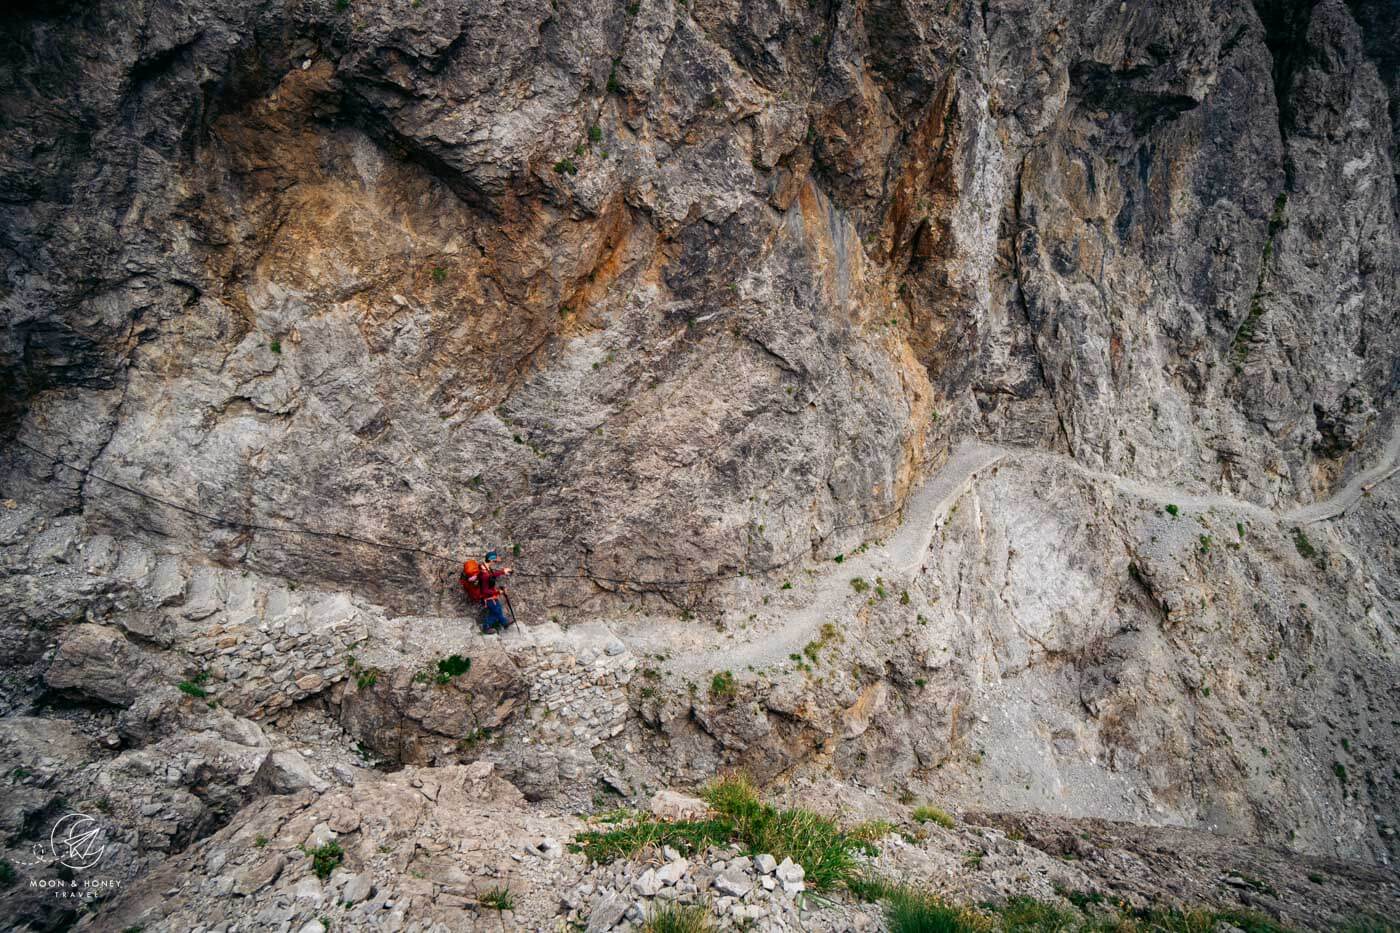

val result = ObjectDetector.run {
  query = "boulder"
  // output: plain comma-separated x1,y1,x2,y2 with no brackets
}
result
232,855,284,896
253,750,327,795
713,871,753,897
776,857,805,894
44,624,154,706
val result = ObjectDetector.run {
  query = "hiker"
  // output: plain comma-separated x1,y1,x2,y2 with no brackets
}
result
460,550,513,633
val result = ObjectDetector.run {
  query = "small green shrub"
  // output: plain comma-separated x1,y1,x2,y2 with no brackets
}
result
254,835,268,848
554,158,578,175
0,858,15,887
911,804,954,829
479,886,515,910
641,902,714,933
1333,761,1348,784
356,668,379,689
436,654,471,682
269,339,282,354
850,577,869,593
334,0,349,10
304,841,343,880
1293,528,1319,562
1165,504,1180,517
430,266,447,282
588,124,603,143
177,681,208,699
709,670,735,698
457,728,491,750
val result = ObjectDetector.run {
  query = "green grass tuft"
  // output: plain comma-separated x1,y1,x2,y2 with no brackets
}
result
884,885,991,932
641,902,714,933
571,774,876,890
911,804,955,829
479,886,515,910
177,681,208,699
992,895,1077,930
702,775,875,889
570,814,733,863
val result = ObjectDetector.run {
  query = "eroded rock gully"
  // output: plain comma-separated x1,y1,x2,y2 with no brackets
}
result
1,0,1397,929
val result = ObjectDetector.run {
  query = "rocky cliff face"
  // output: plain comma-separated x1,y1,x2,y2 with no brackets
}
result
2,0,1398,930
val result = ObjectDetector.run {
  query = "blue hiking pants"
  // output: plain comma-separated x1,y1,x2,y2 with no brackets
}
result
482,598,509,630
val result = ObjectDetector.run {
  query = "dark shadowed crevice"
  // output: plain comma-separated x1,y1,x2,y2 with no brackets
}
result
1252,0,1317,181
1069,62,1201,136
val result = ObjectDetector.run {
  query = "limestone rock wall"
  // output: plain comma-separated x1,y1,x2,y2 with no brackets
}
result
2,0,1399,928
5,0,1395,610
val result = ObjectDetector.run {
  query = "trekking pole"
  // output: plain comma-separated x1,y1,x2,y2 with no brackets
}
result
503,589,518,626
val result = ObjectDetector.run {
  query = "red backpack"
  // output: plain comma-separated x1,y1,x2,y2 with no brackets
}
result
460,560,485,600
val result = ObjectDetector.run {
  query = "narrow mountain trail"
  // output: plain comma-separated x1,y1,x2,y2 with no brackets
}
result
612,444,1009,675
1288,426,1400,524
600,426,1400,678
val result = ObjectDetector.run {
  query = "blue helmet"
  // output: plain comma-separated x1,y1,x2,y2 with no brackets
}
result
484,550,499,562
